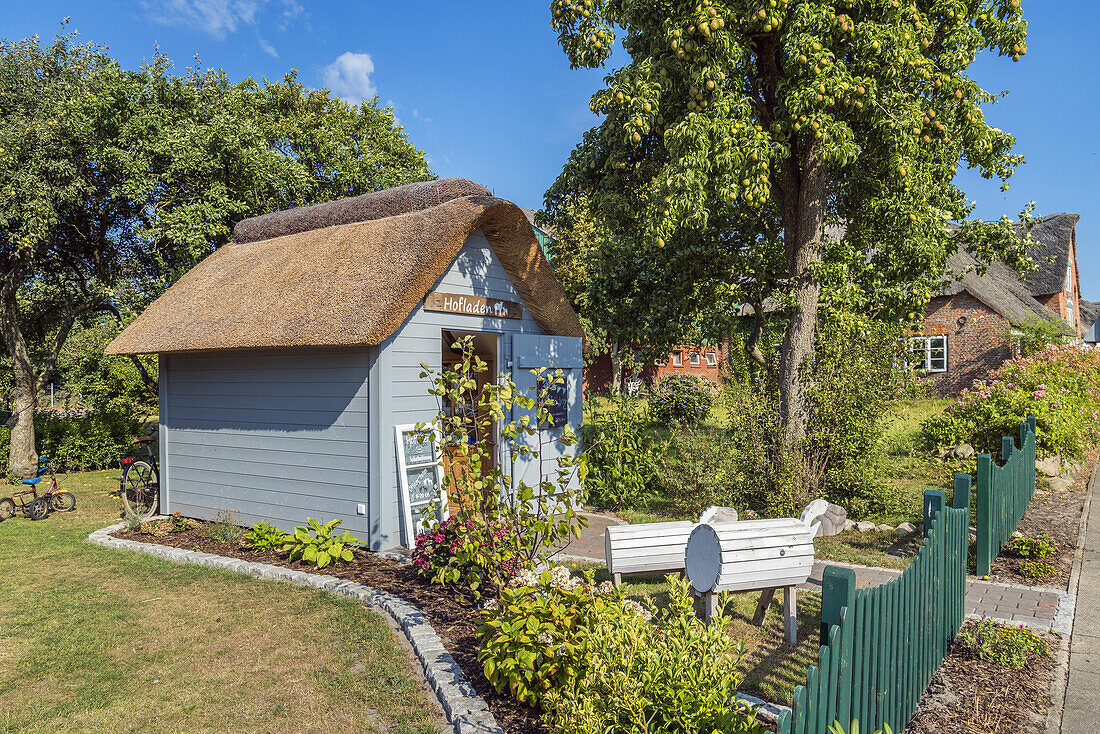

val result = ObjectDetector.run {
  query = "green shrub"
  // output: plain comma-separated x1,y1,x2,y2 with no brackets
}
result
542,576,764,734
283,517,359,568
243,520,288,552
0,410,142,472
1016,560,1058,580
581,397,656,510
959,618,1050,669
719,320,904,519
658,426,742,518
649,374,713,426
1006,535,1055,559
922,345,1100,461
476,566,629,707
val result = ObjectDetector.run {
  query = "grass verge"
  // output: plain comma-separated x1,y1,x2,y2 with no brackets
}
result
0,471,444,734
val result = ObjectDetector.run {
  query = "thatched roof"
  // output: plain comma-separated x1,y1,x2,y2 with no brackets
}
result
1016,213,1078,296
939,250,1062,328
1080,300,1100,332
107,180,584,355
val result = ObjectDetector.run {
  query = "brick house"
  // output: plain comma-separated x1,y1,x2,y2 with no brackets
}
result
910,213,1082,395
651,341,730,385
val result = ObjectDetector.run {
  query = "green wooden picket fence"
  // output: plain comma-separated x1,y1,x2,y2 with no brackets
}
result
975,416,1037,577
776,479,972,734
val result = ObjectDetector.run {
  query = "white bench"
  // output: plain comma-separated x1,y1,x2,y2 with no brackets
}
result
685,518,815,644
604,520,695,586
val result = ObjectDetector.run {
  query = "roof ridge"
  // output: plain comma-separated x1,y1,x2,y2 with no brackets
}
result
232,178,492,244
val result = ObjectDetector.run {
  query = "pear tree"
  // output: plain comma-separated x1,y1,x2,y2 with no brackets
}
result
546,0,1032,448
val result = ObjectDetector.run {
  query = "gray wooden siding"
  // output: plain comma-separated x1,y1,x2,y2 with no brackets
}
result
372,229,545,548
162,348,371,535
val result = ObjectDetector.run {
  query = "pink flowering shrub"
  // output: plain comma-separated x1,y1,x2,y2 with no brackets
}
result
923,345,1100,460
412,515,522,596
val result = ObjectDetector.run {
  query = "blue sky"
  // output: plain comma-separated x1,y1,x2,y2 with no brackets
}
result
5,1,1097,299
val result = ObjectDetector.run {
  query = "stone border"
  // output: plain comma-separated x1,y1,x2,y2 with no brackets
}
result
87,523,503,734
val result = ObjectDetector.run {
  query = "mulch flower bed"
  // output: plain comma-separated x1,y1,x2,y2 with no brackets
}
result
909,622,1056,734
987,444,1098,589
111,525,546,734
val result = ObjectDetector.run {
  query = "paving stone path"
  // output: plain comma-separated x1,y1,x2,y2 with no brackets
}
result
559,512,1071,633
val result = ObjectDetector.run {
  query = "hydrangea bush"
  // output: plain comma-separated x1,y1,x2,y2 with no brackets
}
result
411,515,522,591
922,345,1100,460
649,374,713,425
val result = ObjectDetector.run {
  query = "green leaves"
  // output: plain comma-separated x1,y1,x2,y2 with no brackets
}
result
544,0,1034,353
282,517,360,569
242,520,289,553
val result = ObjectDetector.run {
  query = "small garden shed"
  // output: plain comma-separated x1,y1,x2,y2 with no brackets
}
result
107,179,585,550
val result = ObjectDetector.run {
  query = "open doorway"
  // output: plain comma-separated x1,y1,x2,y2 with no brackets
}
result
440,330,500,513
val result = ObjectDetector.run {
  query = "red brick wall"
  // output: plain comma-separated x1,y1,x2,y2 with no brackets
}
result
914,293,1014,396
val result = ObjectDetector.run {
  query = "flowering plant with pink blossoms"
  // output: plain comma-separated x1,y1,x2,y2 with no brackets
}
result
923,345,1100,460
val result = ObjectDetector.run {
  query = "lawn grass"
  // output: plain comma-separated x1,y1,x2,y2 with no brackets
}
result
0,471,444,734
562,562,821,705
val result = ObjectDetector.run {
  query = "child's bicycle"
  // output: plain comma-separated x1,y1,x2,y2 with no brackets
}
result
0,458,76,521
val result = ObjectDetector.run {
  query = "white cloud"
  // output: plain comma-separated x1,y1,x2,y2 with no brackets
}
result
323,52,378,104
258,37,278,57
143,0,305,39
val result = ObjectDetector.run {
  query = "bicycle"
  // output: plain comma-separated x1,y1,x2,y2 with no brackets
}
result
0,457,76,522
120,431,160,520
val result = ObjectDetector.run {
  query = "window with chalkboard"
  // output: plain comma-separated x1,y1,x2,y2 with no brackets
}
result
395,424,448,547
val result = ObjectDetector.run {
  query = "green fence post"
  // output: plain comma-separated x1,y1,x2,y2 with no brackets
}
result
953,473,971,510
976,454,992,576
1028,416,1037,500
924,490,945,538
1007,433,1012,548
821,565,856,646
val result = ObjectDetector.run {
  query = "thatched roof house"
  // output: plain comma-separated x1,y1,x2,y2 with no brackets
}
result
109,179,585,550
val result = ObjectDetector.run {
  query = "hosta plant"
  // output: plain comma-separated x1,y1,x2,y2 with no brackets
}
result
243,519,289,552
283,517,359,569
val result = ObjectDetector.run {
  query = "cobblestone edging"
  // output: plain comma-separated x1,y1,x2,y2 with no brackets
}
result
87,524,503,734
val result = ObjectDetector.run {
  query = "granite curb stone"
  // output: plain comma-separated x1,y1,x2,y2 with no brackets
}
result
87,523,504,734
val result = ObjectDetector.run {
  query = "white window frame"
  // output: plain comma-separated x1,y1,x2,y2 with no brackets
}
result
671,351,683,367
906,335,948,373
705,352,718,367
689,352,701,366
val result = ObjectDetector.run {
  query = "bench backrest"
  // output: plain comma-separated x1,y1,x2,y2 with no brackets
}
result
685,518,814,593
604,521,695,578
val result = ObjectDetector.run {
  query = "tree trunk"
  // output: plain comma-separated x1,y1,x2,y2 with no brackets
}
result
609,340,623,396
0,283,38,477
777,152,828,451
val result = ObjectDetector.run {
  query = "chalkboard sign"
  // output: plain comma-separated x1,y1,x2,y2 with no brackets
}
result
395,425,448,548
542,383,569,429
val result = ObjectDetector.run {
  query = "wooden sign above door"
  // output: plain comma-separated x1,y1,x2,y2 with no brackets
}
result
424,291,522,320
